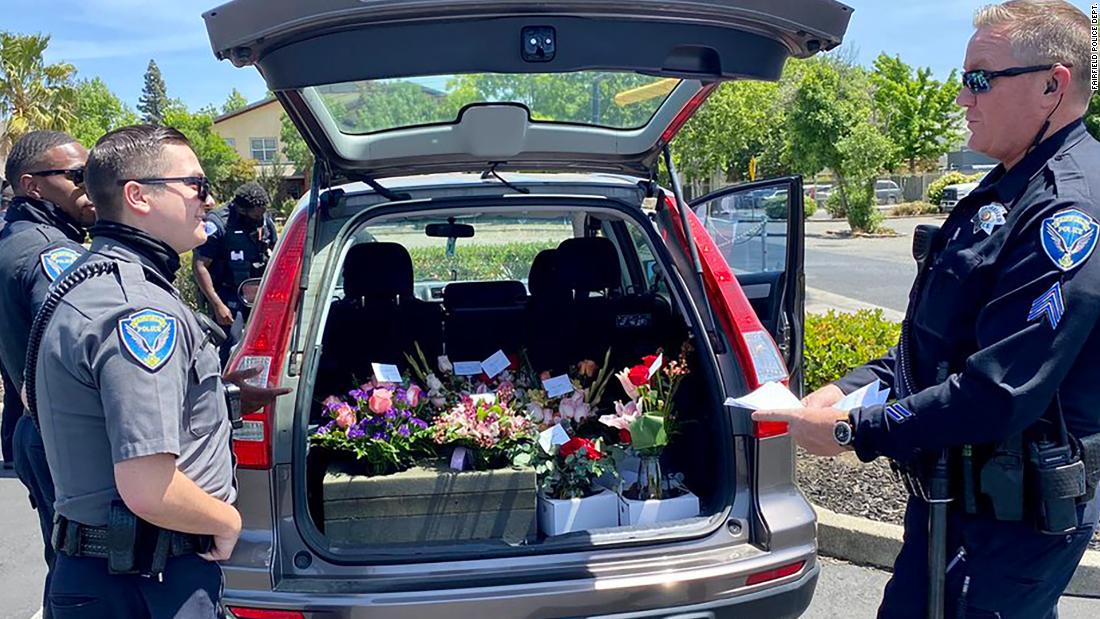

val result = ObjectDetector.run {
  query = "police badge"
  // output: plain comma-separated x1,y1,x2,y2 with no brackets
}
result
118,308,178,372
972,203,1007,235
39,247,82,282
1041,208,1099,272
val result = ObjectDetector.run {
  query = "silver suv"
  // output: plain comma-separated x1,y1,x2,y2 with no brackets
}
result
203,1,852,617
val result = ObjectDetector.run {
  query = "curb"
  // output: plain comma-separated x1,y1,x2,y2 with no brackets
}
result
814,504,1100,598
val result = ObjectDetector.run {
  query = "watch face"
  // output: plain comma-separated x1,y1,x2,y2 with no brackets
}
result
833,420,853,446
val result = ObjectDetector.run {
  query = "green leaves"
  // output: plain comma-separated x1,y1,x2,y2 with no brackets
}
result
804,309,901,392
0,32,77,152
71,78,138,147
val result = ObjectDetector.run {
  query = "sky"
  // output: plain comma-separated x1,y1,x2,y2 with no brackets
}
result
2,0,1096,113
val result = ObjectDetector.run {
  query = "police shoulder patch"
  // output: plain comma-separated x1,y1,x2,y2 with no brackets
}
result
203,220,218,237
39,247,82,282
1040,208,1099,272
117,308,178,372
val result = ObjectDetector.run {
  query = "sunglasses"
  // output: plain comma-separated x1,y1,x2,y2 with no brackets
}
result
961,63,1068,94
120,176,213,202
29,167,85,186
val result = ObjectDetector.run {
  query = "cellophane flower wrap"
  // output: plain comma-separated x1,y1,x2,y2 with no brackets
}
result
310,377,436,476
599,348,690,456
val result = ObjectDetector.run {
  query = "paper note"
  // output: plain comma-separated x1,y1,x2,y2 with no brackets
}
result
538,423,571,453
449,446,469,471
453,361,483,376
647,353,664,378
542,374,575,398
724,381,803,410
481,349,510,379
470,392,497,405
834,381,890,411
371,362,402,384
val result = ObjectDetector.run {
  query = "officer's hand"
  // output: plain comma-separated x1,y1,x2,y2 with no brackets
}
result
223,366,292,414
801,383,845,409
751,407,850,457
214,302,234,327
199,509,242,562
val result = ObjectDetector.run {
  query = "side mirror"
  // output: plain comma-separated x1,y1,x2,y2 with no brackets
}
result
238,278,262,308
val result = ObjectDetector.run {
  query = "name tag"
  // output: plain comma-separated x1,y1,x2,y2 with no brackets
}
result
542,374,574,398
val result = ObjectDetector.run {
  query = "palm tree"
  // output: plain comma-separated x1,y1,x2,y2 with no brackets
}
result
0,32,77,157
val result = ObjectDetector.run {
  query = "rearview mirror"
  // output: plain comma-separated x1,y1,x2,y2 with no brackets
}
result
425,222,475,238
238,278,262,308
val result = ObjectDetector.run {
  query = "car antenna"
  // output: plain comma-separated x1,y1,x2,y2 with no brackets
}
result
481,163,530,194
661,145,725,354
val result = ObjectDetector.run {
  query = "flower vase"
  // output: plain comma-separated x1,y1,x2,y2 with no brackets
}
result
634,454,663,500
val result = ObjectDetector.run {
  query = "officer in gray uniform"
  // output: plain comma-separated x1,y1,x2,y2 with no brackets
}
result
28,125,288,618
0,130,93,619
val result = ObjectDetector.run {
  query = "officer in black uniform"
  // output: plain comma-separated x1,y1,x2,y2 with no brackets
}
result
0,130,94,618
754,2,1100,617
28,125,288,618
192,181,277,365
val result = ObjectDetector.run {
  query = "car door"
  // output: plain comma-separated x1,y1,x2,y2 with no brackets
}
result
690,176,805,393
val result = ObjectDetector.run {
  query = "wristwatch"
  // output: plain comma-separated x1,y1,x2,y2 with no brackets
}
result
833,415,855,448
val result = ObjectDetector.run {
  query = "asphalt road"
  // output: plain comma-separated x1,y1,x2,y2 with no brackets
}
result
0,467,45,619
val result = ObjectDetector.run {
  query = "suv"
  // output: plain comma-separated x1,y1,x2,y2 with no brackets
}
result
203,1,852,617
874,179,902,205
939,182,980,213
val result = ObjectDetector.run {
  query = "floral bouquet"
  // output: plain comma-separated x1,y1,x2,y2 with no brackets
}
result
406,342,533,410
310,378,436,476
535,436,609,500
524,348,615,432
430,395,536,470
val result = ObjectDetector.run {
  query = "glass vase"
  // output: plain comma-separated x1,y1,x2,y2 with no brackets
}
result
635,453,664,500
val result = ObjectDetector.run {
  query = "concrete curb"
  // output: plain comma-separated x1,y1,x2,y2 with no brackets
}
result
814,504,1100,598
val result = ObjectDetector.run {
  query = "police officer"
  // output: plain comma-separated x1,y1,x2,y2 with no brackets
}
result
29,125,288,618
192,181,277,364
0,130,94,618
754,2,1100,617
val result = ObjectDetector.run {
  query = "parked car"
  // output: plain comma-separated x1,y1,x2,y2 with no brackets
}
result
939,182,980,212
874,179,903,205
203,1,852,617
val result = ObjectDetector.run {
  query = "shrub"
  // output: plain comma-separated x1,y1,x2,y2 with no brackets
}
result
803,309,901,392
174,251,201,311
845,182,883,233
761,194,817,220
824,190,846,219
927,172,984,207
409,241,559,281
804,196,817,219
889,201,938,217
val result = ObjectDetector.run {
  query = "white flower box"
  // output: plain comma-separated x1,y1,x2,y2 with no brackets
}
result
537,488,620,536
618,490,700,526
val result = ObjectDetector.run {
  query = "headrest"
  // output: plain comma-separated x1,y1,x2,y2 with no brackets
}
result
556,237,621,293
342,242,414,300
527,249,568,298
444,280,527,310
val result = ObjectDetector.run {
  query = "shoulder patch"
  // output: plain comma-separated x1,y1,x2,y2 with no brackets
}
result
1041,208,1098,272
117,308,178,372
39,247,82,282
203,220,218,237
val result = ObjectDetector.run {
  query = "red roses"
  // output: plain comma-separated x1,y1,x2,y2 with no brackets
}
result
559,436,603,460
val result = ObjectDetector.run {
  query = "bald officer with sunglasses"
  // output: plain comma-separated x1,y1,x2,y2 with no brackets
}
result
0,130,94,619
754,2,1100,617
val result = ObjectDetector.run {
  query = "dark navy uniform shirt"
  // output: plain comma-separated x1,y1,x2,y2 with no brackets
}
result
0,197,86,390
194,206,276,311
35,229,235,526
838,119,1100,462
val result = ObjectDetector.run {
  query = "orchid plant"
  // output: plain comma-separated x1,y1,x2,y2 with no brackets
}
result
429,395,537,470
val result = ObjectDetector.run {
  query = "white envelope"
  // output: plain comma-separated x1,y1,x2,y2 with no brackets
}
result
724,381,803,410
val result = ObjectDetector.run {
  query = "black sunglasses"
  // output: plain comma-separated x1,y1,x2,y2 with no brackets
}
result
961,63,1068,94
29,167,85,186
120,176,213,202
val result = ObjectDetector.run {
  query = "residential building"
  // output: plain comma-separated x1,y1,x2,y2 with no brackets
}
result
212,97,306,197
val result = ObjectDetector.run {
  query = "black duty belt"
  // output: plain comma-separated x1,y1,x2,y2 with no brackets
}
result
53,511,213,579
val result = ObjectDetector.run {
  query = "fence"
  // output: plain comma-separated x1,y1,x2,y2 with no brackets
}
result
887,172,945,202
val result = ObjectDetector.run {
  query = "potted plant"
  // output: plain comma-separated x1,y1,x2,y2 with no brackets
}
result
535,436,618,535
599,350,700,525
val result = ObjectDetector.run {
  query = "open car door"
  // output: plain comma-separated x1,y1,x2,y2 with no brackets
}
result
690,177,805,394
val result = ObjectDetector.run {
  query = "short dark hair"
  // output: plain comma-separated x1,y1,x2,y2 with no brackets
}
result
84,125,193,220
4,130,80,189
232,181,271,212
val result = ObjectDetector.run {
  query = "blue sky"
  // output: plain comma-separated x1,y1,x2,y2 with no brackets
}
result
3,0,1096,112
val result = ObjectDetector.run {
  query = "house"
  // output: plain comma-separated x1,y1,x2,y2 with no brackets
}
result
212,97,306,198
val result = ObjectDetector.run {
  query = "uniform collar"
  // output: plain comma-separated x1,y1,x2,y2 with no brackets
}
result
2,196,87,243
89,220,181,286
969,118,1089,208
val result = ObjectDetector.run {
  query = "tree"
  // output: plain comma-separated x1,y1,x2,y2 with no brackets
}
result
138,59,168,124
871,54,962,173
280,112,314,184
0,32,77,154
836,123,895,232
71,78,138,147
1085,93,1100,141
162,102,246,200
222,88,248,115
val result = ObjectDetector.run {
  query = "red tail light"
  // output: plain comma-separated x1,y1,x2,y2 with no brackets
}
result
660,82,718,144
226,607,305,619
226,208,309,469
745,560,805,586
662,195,789,439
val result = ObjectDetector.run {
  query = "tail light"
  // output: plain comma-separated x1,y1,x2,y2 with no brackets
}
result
227,607,305,619
745,560,805,586
226,208,309,469
659,82,718,144
662,195,790,438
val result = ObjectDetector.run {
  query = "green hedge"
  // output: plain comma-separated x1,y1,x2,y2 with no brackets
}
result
409,241,559,281
175,251,201,311
804,309,900,392
927,172,984,207
763,194,817,220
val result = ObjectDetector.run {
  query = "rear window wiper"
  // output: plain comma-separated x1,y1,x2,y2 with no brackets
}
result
481,164,530,194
